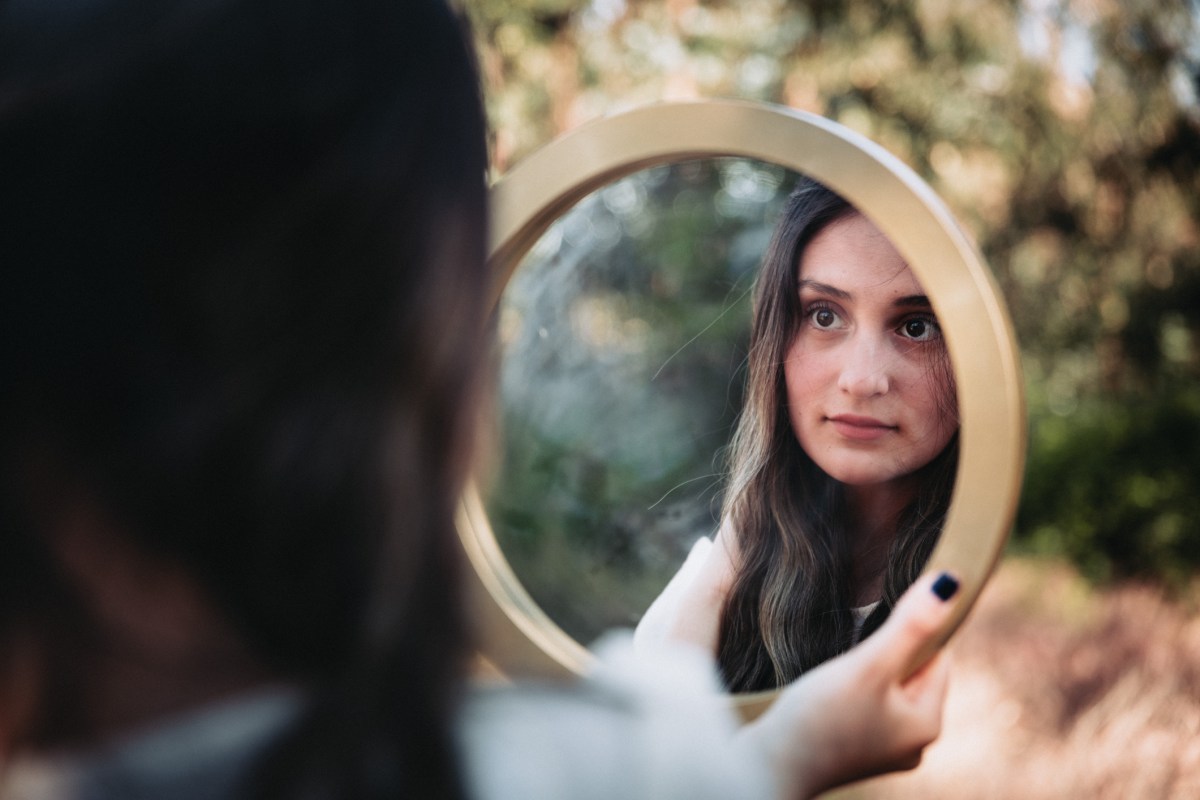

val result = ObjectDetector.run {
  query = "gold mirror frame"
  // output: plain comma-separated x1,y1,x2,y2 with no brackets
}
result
459,99,1025,720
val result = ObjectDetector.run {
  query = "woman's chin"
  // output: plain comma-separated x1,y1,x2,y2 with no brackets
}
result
817,461,915,490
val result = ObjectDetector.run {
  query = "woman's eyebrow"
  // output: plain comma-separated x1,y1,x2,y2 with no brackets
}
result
798,279,851,299
798,281,932,310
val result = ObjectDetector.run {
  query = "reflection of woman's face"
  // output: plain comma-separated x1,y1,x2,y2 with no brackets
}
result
783,212,957,490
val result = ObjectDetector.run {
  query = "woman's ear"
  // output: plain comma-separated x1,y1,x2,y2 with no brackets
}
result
29,492,274,740
46,499,223,663
0,629,46,759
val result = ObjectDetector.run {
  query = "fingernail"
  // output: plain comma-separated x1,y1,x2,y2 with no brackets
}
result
932,572,959,601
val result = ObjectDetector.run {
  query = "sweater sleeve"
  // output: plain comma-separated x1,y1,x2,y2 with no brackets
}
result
458,629,777,800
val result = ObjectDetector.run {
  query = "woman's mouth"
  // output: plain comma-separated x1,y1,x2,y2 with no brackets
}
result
827,414,897,441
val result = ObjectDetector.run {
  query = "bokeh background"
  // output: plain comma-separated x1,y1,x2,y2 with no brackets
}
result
462,0,1200,795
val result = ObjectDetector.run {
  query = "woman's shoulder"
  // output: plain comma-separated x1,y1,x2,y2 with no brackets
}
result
633,521,741,656
633,536,715,648
0,689,303,800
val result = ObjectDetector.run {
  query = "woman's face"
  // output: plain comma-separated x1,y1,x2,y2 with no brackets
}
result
783,212,957,490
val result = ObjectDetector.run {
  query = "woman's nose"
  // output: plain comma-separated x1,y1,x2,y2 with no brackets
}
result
837,334,890,397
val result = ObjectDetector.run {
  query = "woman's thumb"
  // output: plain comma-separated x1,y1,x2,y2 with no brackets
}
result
863,570,961,680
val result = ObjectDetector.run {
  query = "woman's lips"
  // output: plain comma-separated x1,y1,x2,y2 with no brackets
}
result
827,414,897,441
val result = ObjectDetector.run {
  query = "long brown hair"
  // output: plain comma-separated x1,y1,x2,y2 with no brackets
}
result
716,179,958,692
1,1,486,797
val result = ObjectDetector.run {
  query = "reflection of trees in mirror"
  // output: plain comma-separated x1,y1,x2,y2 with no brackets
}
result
485,159,794,644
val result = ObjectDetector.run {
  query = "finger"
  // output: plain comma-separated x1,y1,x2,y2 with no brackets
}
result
859,570,960,674
909,648,951,696
900,650,951,724
871,652,950,775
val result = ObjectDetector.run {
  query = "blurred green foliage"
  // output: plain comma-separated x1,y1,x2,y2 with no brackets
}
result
464,0,1200,626
1019,384,1200,589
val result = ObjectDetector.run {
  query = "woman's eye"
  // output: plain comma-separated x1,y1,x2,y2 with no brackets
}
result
807,306,843,330
899,316,941,342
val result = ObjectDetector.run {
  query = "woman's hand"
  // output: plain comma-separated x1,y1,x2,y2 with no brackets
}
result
739,571,960,800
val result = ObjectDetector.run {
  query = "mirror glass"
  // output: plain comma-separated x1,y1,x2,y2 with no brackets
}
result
483,157,958,689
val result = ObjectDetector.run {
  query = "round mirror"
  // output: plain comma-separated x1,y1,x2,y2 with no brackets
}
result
458,100,1025,719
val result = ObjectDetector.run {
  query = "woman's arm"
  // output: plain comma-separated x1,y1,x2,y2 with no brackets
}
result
739,571,959,800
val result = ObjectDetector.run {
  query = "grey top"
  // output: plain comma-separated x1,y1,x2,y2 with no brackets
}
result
0,689,301,800
0,634,775,800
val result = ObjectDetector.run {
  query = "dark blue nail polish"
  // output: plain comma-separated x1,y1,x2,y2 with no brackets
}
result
932,572,959,601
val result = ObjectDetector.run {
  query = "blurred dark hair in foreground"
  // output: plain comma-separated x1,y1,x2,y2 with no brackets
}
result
1,0,487,796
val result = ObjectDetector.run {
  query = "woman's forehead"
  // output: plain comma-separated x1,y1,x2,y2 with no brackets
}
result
797,213,925,299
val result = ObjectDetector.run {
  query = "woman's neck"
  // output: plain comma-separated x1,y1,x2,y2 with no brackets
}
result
844,479,917,605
